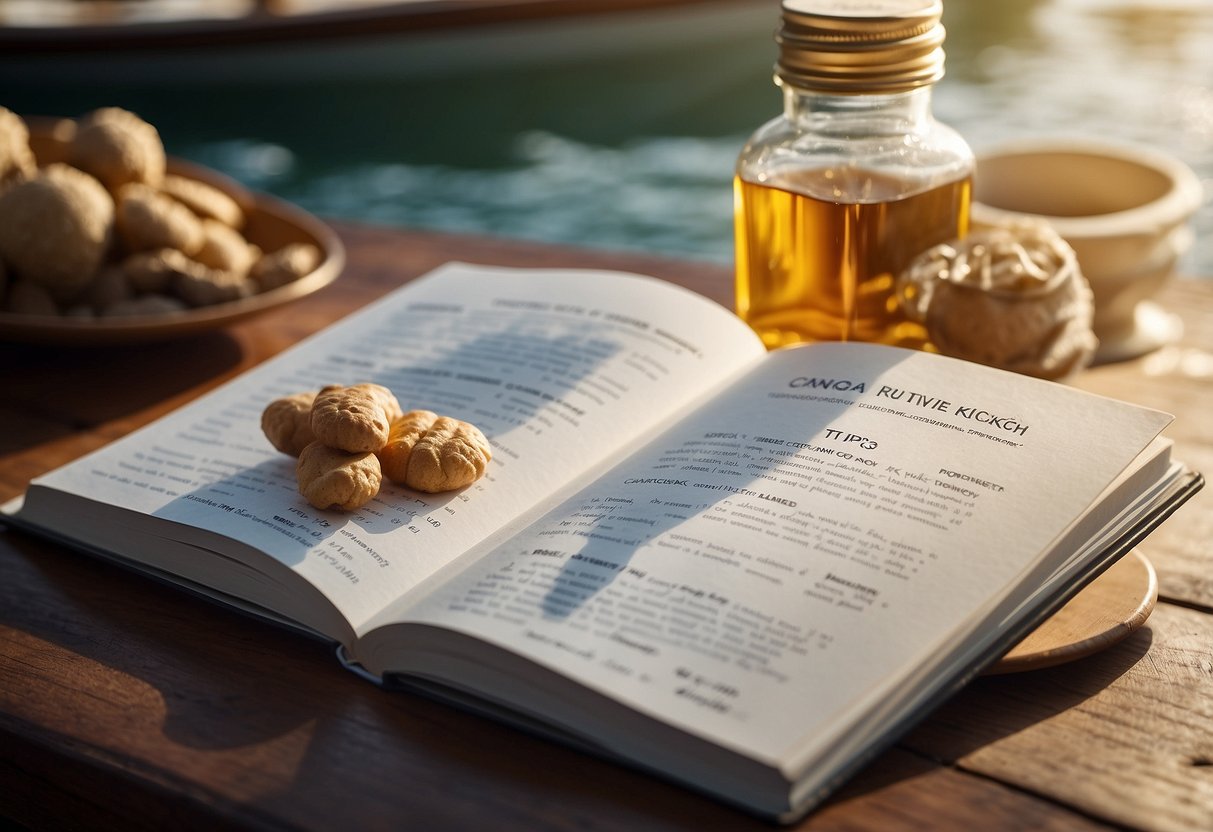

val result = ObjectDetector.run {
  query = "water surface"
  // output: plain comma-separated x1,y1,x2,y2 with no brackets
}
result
3,0,1210,273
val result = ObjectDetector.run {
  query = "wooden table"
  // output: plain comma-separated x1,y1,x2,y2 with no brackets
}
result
2,223,1211,831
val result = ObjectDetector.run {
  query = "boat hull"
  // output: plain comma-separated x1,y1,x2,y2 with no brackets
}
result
0,0,776,85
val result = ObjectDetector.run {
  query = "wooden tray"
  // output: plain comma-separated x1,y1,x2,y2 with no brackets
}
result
988,549,1158,674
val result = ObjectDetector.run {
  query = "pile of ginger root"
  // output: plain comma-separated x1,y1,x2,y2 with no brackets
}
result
0,105,319,319
262,383,493,512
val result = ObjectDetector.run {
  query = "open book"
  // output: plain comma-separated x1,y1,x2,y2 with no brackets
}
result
5,262,1201,822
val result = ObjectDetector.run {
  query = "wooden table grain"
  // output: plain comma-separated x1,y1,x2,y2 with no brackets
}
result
2,223,1210,831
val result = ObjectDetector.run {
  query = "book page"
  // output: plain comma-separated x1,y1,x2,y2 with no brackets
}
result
20,263,765,635
371,341,1171,763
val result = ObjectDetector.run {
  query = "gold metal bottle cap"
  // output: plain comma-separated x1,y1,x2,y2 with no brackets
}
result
777,0,946,93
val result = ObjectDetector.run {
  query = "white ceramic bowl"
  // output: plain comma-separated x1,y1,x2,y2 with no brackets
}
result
970,137,1204,362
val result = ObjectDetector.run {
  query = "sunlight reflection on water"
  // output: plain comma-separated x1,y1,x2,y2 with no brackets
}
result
182,0,1213,272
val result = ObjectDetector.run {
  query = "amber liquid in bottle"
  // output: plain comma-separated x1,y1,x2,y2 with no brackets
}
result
734,169,971,349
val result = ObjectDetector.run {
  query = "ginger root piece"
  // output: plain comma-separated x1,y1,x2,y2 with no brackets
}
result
0,164,114,298
378,410,492,493
296,441,382,512
310,383,403,453
115,182,204,255
173,263,255,307
251,242,321,291
261,391,319,457
122,246,248,305
0,107,36,189
160,173,244,228
898,221,1098,380
121,247,202,294
194,218,258,275
69,107,166,192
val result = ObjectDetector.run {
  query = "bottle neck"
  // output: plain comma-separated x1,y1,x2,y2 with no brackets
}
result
781,84,936,135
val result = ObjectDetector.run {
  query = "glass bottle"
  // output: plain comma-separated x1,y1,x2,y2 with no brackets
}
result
734,0,973,349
